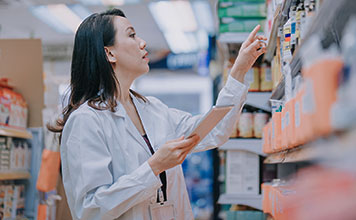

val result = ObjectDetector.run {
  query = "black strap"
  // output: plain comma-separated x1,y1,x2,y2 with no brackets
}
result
142,134,167,202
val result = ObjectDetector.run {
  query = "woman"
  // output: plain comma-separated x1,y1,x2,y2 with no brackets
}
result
55,8,266,220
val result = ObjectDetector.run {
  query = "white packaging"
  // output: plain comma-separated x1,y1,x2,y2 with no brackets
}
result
226,150,260,195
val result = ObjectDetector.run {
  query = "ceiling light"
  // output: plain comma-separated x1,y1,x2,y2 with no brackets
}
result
192,1,215,34
31,5,72,34
30,4,91,34
149,1,197,32
47,4,83,33
164,31,198,54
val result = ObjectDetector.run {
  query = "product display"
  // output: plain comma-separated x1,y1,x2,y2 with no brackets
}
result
0,137,31,172
0,79,28,129
0,183,25,220
225,150,260,195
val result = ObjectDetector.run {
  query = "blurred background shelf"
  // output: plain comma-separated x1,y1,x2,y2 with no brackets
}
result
246,92,271,112
0,171,31,181
218,193,262,210
0,126,33,139
220,138,265,156
218,32,250,44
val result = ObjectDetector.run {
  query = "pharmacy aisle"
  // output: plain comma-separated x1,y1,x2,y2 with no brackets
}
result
261,0,356,219
216,0,356,219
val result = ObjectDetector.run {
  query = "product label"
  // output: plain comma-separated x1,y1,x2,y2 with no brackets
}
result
302,79,316,114
295,101,300,127
265,67,272,82
286,111,290,127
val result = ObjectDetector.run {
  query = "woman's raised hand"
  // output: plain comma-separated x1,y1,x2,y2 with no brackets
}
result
148,135,200,176
230,25,267,83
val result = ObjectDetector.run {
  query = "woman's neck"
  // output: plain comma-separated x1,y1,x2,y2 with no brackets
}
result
115,70,135,104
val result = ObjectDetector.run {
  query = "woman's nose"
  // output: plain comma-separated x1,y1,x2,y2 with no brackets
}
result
139,38,146,49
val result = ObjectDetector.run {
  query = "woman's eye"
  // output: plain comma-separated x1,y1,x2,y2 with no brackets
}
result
130,33,136,38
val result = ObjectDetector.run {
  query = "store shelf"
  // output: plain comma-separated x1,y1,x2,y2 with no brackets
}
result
0,126,32,139
0,171,31,181
218,32,250,44
245,92,271,112
263,0,292,62
264,145,317,164
218,193,262,210
220,138,265,156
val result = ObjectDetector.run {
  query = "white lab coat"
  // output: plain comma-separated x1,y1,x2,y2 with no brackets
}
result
61,75,248,220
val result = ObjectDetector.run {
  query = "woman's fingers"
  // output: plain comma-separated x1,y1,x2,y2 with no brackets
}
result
176,135,200,149
241,25,261,49
246,39,267,54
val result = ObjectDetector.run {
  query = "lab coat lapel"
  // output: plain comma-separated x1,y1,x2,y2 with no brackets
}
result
131,94,157,151
115,101,152,155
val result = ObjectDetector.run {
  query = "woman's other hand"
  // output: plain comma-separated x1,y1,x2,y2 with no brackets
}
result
148,135,200,176
230,25,267,83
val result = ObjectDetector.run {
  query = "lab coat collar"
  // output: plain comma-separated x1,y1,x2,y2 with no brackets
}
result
130,93,157,152
112,94,153,155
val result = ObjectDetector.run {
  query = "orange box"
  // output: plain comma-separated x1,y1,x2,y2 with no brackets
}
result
294,89,303,146
302,58,343,137
262,183,272,215
272,112,282,152
285,99,296,148
281,107,288,150
262,122,273,154
298,81,315,144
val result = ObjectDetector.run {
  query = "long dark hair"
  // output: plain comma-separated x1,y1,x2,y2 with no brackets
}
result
49,8,146,135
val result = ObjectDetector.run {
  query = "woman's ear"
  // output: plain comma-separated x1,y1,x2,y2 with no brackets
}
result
104,46,117,63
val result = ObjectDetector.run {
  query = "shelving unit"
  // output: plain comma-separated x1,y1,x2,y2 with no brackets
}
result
218,32,250,44
0,126,33,139
0,171,31,181
218,194,262,210
220,138,265,156
245,92,271,112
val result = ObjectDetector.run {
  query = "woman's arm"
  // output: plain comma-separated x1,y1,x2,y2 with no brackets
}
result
61,110,162,219
162,25,266,152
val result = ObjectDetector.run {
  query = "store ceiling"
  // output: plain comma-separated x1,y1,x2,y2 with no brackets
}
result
0,0,217,52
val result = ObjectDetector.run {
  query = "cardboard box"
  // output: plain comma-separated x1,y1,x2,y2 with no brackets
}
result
226,150,260,195
302,58,343,138
286,99,296,148
271,112,282,152
262,121,272,154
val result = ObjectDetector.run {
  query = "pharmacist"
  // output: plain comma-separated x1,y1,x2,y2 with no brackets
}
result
51,8,266,220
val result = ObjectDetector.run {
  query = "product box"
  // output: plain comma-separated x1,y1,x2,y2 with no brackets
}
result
281,107,288,150
285,99,296,148
300,79,315,143
294,88,303,146
262,121,272,154
260,65,273,91
271,112,282,152
218,2,267,18
219,18,265,33
226,150,260,195
302,58,343,137
245,67,260,92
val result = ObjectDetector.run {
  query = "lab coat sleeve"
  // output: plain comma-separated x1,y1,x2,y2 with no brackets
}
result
165,75,248,152
61,110,162,220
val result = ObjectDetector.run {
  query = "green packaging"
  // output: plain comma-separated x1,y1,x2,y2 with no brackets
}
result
218,2,267,18
219,18,265,33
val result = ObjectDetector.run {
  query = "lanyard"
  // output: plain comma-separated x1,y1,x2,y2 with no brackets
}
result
142,134,167,203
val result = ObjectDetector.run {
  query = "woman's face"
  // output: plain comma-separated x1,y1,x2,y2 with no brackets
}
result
107,16,149,77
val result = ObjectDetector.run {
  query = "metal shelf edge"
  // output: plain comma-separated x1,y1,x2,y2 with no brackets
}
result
218,193,263,210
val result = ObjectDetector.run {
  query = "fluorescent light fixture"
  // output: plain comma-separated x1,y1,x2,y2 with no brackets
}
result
31,4,91,34
164,31,198,54
192,1,215,34
47,4,82,33
102,0,124,6
68,4,91,20
78,0,139,5
76,0,102,5
196,29,209,51
149,1,197,32
31,5,72,34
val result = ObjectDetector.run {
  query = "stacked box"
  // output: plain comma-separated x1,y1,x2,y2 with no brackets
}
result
218,0,266,34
